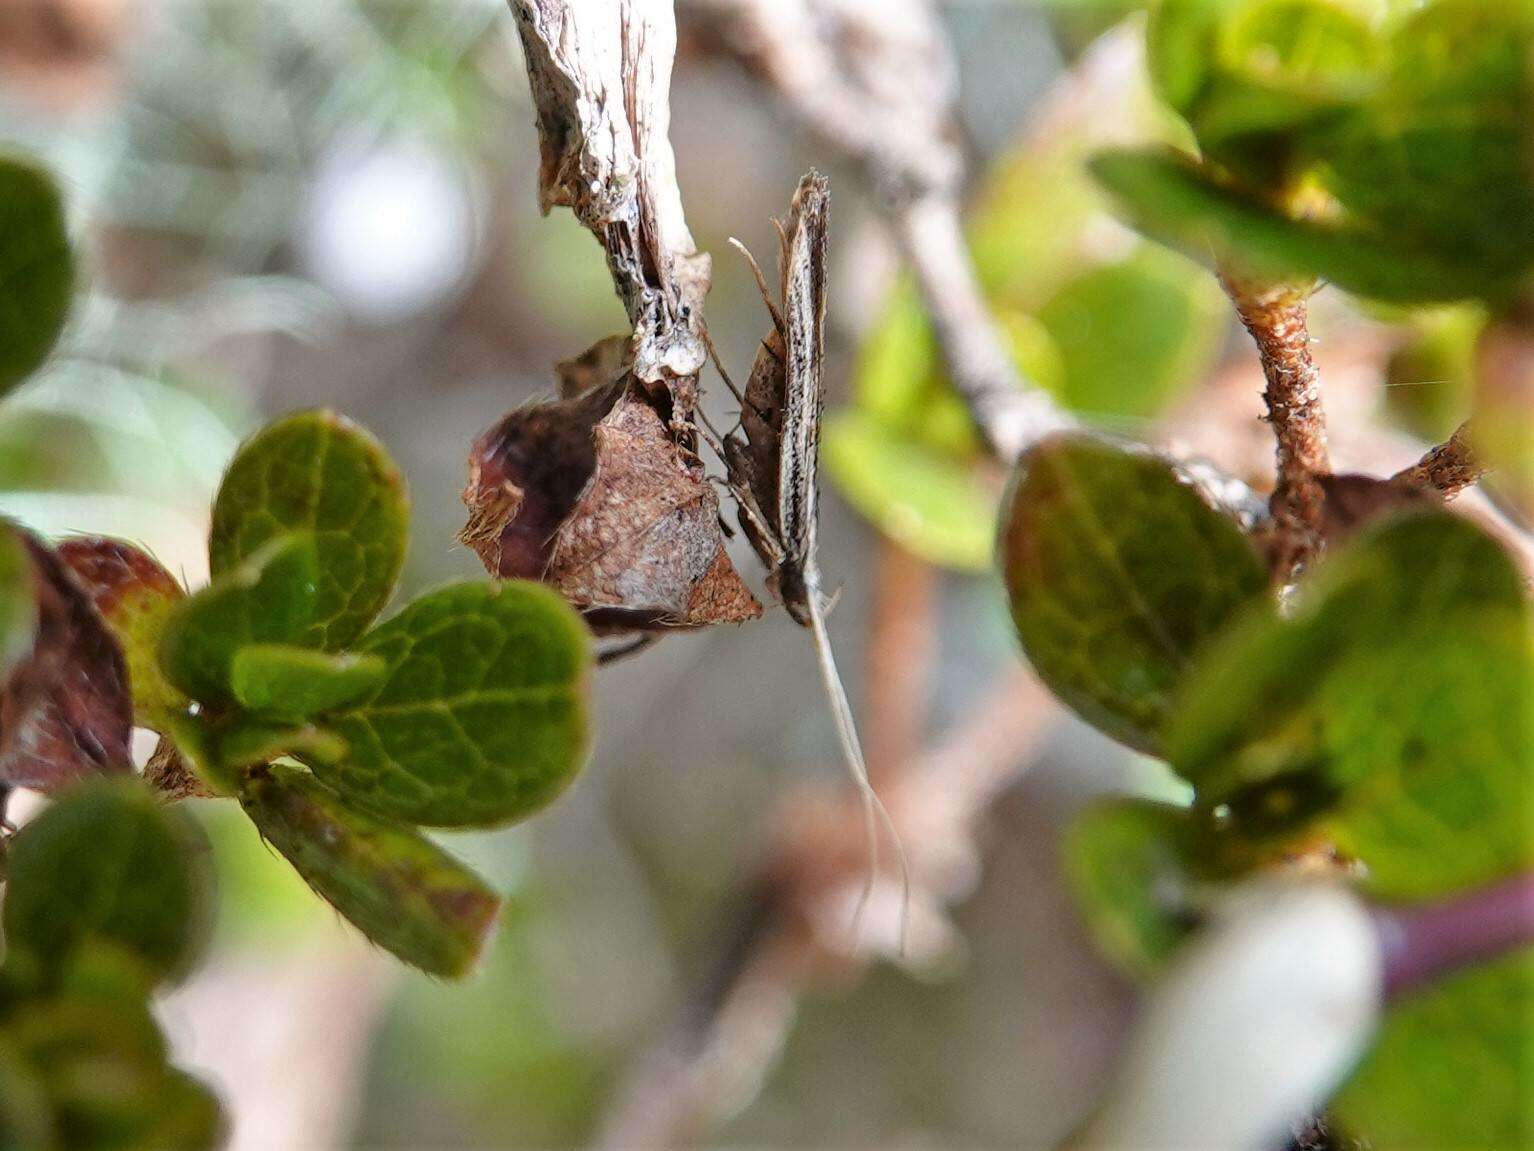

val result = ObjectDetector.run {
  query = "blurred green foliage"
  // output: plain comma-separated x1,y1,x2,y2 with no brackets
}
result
1098,0,1534,305
0,783,221,1148
827,68,1226,571
1004,430,1533,1143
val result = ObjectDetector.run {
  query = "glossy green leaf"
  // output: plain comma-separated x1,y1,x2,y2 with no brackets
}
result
999,433,1269,753
0,155,73,397
822,410,998,572
239,765,502,978
1332,948,1534,1150
1090,147,1494,302
208,410,408,650
229,644,387,720
1170,511,1533,898
3,781,211,988
158,533,319,707
311,580,591,827
1064,798,1200,978
56,538,187,726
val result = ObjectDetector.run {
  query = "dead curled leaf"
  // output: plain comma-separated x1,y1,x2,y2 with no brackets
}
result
462,343,760,634
0,531,133,791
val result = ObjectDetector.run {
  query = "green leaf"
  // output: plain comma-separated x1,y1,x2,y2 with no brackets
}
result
1064,798,1200,978
0,1040,55,1151
11,980,221,1150
214,716,347,771
1170,511,1533,898
55,538,187,726
1310,0,1534,285
1090,147,1498,302
1150,0,1384,159
208,410,409,650
1332,947,1534,1150
3,781,212,988
311,580,592,827
822,410,998,572
239,766,502,978
1382,306,1483,441
229,644,387,720
158,533,320,707
1035,248,1227,421
999,433,1269,753
0,155,73,398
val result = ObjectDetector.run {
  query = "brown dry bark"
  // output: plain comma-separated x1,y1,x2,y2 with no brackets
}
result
1220,274,1331,577
1392,420,1489,499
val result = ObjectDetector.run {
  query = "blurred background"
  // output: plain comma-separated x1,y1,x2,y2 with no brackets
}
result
0,1,1470,1146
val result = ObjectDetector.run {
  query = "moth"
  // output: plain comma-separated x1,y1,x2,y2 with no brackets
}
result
720,171,907,938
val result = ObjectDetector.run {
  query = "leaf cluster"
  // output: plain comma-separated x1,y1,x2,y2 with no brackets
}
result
1095,0,1534,305
1000,432,1532,1147
0,783,220,1149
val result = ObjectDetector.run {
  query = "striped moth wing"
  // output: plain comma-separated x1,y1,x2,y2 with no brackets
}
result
724,169,829,626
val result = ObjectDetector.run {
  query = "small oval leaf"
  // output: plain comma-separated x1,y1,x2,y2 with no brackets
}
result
0,155,73,397
1065,798,1201,978
209,410,408,650
3,781,212,988
239,765,501,978
999,433,1268,753
229,645,386,720
55,538,187,727
158,533,319,707
1170,511,1533,899
312,580,592,828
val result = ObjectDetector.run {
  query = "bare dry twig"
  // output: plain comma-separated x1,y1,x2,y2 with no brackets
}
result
1392,420,1488,499
511,0,710,398
679,0,1072,459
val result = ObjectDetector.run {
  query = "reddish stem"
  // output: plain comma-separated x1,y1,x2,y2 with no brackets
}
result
1372,872,1534,1000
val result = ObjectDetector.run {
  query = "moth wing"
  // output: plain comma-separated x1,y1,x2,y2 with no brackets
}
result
777,170,829,575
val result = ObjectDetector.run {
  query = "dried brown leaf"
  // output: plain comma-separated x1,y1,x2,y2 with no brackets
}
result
550,388,760,631
0,532,133,790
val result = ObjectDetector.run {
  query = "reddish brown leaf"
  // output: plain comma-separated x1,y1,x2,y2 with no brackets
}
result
547,388,761,630
460,378,620,580
462,334,761,633
0,531,133,790
57,536,187,728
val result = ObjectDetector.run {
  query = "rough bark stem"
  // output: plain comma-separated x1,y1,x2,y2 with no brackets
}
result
1221,274,1331,575
1392,420,1488,499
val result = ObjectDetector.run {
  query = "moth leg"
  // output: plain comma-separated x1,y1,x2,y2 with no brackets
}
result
728,237,786,336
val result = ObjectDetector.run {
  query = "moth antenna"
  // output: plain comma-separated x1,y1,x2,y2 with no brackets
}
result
701,324,747,406
728,237,787,334
803,571,912,956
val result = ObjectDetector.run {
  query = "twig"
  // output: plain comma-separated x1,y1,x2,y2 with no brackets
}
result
593,669,1061,1149
1392,420,1488,499
1220,272,1331,577
892,192,1075,458
863,537,936,789
510,0,710,402
678,0,1072,461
